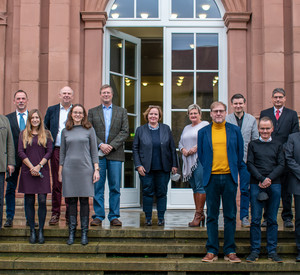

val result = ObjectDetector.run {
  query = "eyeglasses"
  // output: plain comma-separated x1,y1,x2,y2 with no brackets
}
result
273,96,284,99
211,109,225,114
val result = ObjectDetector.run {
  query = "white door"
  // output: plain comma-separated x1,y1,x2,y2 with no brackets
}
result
104,29,141,207
165,27,227,209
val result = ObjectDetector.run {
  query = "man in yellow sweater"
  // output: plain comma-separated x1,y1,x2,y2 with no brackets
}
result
197,101,247,263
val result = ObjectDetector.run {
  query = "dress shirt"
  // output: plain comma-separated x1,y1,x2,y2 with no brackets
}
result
16,110,28,128
103,104,112,144
259,136,272,142
55,104,72,147
234,113,244,128
148,123,159,130
273,106,283,118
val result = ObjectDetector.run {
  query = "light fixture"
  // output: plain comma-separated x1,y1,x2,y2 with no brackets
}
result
117,43,122,48
179,76,184,80
177,83,182,87
142,82,148,87
125,79,130,83
126,83,131,86
202,4,210,11
111,4,118,10
178,79,183,83
111,13,120,19
140,13,149,19
171,13,178,19
199,14,207,19
160,82,164,86
213,80,217,84
190,44,195,49
215,76,219,80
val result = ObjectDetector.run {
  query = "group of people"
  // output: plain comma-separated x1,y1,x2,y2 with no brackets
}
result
0,85,300,264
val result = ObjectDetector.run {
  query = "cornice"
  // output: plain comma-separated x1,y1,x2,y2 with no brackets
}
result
81,11,108,30
0,12,7,26
223,12,252,31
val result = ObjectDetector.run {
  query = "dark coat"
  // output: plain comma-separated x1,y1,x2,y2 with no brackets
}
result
285,132,300,195
88,104,129,162
132,123,178,173
44,104,60,147
260,107,299,145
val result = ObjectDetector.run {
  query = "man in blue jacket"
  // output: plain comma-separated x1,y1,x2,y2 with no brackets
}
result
198,101,246,263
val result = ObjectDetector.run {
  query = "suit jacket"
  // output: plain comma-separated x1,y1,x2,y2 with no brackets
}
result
44,103,60,146
226,112,259,162
285,132,300,195
6,111,24,167
88,104,129,162
0,115,15,172
197,122,245,187
260,107,299,145
132,123,178,173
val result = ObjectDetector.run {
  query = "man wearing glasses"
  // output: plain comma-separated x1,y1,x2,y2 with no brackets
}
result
198,101,246,263
260,88,299,228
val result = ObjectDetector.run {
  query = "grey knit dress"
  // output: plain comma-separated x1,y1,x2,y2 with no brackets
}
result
60,125,98,198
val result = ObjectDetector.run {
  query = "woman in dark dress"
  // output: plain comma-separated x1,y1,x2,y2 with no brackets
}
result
18,109,53,244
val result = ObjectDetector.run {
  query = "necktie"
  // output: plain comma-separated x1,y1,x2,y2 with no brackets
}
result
19,113,26,130
275,109,280,120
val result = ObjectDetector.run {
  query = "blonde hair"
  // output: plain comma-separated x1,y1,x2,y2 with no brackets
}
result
22,109,53,148
143,105,163,122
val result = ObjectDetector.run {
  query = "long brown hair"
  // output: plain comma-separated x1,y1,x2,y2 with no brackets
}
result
22,109,53,148
65,104,92,130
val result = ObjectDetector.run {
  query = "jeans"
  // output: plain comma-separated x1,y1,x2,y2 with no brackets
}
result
139,170,170,220
5,166,20,220
92,157,122,221
239,164,250,220
0,172,5,228
205,174,237,255
281,171,293,222
25,194,47,230
188,161,205,194
250,183,281,255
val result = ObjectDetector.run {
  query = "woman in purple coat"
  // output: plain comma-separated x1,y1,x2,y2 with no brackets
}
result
18,109,53,244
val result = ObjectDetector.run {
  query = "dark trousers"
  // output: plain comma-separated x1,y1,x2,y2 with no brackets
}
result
139,170,170,220
51,147,69,218
68,197,89,218
0,172,5,228
25,194,47,230
294,194,300,252
5,166,20,220
205,174,237,256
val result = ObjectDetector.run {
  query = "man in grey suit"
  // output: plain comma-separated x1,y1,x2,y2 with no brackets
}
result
285,132,300,261
0,114,15,228
226,93,259,227
88,84,129,226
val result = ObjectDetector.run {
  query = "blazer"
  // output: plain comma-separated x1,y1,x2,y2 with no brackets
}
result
0,115,15,172
44,104,60,146
88,104,129,162
197,122,245,187
285,132,300,195
6,111,25,167
260,107,299,145
132,123,178,173
226,112,259,161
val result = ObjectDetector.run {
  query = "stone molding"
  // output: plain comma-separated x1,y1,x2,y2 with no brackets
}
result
0,12,7,25
221,0,247,13
223,12,251,31
85,0,109,11
81,11,108,30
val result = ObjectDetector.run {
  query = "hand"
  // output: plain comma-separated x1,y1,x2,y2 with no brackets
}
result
58,172,62,183
172,167,178,174
7,165,15,177
30,165,41,177
93,170,100,183
137,166,146,176
100,144,113,155
181,148,189,157
259,178,271,189
188,146,197,155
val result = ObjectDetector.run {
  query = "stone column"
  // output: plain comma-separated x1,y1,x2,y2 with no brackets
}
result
224,12,251,107
81,11,107,109
0,3,7,113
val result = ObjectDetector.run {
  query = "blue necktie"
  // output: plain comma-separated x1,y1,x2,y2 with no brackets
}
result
19,113,26,131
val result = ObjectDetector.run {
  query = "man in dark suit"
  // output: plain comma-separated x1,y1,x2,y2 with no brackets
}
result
88,84,129,227
4,90,28,227
285,132,300,261
198,101,247,263
260,88,299,228
44,86,74,225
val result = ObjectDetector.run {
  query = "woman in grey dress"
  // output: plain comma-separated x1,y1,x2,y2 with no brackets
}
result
58,104,99,245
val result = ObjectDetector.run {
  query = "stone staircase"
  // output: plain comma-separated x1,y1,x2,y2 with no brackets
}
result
0,200,299,274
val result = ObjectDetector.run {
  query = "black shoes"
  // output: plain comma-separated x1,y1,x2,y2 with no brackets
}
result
38,228,45,244
157,219,165,226
4,218,13,227
284,220,293,228
246,252,259,262
29,229,36,244
296,253,300,262
268,253,283,263
145,219,152,226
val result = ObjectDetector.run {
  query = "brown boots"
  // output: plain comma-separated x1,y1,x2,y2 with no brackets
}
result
188,193,206,227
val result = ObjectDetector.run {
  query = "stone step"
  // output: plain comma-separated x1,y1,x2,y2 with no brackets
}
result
0,254,298,274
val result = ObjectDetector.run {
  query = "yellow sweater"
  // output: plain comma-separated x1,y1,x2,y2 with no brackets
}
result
211,121,230,174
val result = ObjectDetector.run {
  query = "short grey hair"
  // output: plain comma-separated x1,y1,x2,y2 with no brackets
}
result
272,88,285,97
187,104,202,115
